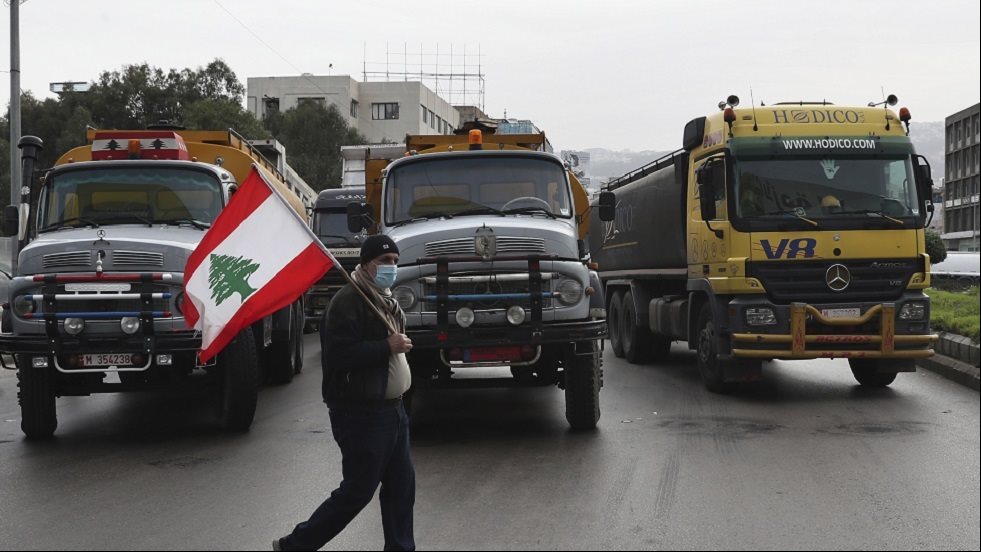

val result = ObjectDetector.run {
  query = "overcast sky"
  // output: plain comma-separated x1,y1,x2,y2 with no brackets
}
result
3,0,979,152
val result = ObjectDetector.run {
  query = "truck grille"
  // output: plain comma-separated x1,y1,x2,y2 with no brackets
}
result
424,237,546,257
113,250,164,268
746,258,920,304
422,272,553,309
39,284,175,314
43,251,91,269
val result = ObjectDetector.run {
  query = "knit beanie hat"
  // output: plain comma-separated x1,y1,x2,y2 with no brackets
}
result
360,234,400,264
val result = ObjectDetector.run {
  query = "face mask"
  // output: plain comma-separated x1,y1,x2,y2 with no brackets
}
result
374,264,397,289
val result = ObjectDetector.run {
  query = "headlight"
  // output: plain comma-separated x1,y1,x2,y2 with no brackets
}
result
899,302,927,321
393,286,417,310
455,307,475,328
120,317,141,335
745,307,777,326
64,317,85,336
13,295,36,317
506,306,527,326
556,279,584,305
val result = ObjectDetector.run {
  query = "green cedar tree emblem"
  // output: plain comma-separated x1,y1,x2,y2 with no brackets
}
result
209,254,260,306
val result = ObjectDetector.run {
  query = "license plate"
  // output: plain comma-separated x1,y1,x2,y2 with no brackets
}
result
65,283,132,292
821,308,861,320
80,353,134,367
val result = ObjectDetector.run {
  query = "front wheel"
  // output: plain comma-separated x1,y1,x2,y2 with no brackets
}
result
695,303,735,394
849,359,899,387
564,341,602,430
17,355,57,440
217,329,259,431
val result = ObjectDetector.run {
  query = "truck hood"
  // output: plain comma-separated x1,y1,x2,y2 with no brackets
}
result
18,225,206,276
386,216,579,263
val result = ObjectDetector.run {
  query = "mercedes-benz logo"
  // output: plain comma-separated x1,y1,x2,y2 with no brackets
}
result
825,264,851,292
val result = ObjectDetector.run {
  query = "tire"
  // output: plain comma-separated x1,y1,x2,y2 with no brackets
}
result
608,291,625,358
266,305,298,385
622,290,653,364
293,307,305,375
564,341,602,430
849,359,898,387
695,303,735,394
16,355,57,439
217,329,259,431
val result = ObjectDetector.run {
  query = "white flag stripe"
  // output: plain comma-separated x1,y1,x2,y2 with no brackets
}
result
185,193,314,348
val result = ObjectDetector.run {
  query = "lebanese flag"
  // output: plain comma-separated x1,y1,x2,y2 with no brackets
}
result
183,166,334,362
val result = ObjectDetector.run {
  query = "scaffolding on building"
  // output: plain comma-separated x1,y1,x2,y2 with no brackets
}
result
362,43,486,112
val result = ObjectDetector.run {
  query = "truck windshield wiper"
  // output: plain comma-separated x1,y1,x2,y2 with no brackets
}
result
761,209,820,228
839,209,906,226
453,206,506,217
502,206,558,219
97,214,154,227
38,217,101,232
155,218,211,230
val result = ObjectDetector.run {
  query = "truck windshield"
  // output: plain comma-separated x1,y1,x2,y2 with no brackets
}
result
385,156,572,225
734,155,920,224
38,167,223,231
314,209,361,246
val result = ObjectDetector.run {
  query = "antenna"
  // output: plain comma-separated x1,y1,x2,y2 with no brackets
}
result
750,87,759,131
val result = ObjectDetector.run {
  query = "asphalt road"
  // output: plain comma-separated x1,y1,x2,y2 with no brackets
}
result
1,336,978,550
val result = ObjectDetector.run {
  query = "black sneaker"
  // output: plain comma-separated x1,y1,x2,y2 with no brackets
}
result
272,537,284,551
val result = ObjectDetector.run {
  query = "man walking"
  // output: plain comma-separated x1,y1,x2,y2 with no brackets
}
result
275,235,415,551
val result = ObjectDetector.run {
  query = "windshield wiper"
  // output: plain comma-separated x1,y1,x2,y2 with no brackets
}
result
156,218,211,230
761,209,820,228
502,206,558,219
840,209,906,226
96,214,154,227
453,206,507,217
38,216,101,232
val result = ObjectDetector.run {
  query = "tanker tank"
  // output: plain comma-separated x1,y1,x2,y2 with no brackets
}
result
589,151,689,274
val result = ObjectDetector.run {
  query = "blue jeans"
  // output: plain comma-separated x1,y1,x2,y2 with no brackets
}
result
282,402,415,551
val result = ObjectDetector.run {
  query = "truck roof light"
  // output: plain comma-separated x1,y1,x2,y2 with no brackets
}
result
723,108,736,123
899,107,911,122
469,130,483,150
127,139,141,159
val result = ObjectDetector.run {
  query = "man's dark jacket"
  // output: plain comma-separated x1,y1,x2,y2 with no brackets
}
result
320,284,392,407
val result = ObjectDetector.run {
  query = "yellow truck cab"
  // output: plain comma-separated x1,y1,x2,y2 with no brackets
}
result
591,95,937,392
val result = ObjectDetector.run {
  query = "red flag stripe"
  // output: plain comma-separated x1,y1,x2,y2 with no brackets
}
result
183,170,272,290
197,242,334,363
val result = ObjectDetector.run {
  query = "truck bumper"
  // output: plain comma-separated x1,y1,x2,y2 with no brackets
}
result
0,331,202,372
407,319,608,349
728,295,937,360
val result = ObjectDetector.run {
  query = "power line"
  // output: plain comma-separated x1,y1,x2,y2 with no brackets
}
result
210,0,404,141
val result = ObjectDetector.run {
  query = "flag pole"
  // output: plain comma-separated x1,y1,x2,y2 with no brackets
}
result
254,166,400,336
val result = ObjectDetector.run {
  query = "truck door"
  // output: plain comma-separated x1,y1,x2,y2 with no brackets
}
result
690,154,731,266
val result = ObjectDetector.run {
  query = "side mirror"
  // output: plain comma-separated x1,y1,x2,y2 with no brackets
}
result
346,202,365,233
2,205,18,238
598,191,616,222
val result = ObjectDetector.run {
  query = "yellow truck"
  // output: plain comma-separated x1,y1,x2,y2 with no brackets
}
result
1,127,306,438
589,95,938,392
347,128,612,429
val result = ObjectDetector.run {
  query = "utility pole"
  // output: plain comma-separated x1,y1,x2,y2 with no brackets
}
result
9,0,23,273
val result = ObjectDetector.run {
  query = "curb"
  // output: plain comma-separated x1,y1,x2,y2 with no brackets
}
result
917,354,980,391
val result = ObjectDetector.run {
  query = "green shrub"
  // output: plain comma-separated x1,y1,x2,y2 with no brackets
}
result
928,287,980,342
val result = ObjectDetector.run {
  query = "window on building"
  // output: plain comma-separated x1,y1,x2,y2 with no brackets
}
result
350,100,359,118
429,110,436,129
298,97,326,108
263,96,280,115
372,102,400,120
421,105,428,123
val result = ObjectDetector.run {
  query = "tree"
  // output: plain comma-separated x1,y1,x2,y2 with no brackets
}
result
184,99,269,139
266,102,367,191
209,254,260,306
925,229,947,265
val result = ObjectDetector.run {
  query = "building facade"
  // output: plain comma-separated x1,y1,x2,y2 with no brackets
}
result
247,75,460,144
943,103,980,252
